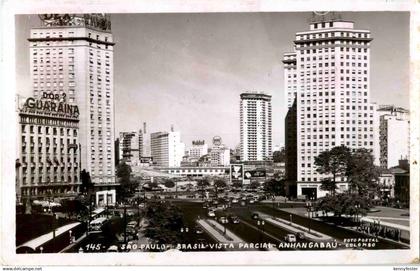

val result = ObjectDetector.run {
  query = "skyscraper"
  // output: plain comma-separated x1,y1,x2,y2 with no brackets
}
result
240,92,272,162
283,16,379,198
150,131,185,167
29,14,116,186
377,105,410,169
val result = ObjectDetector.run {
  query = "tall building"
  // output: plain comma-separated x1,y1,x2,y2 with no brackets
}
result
188,140,208,160
139,122,151,161
377,105,410,169
283,16,379,198
119,131,140,166
150,131,185,167
209,136,230,166
240,92,272,162
16,96,81,201
29,14,116,187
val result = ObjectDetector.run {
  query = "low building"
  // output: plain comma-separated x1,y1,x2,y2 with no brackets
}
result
390,159,410,207
158,166,229,177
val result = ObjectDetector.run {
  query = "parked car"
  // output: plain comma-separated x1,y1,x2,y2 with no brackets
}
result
219,216,228,224
284,234,297,243
207,210,216,217
127,220,138,229
231,198,239,204
229,215,240,224
195,227,204,234
248,199,255,204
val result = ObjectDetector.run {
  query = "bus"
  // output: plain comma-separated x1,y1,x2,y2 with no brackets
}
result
89,217,108,232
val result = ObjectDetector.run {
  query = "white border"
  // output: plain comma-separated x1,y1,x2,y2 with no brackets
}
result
1,0,419,266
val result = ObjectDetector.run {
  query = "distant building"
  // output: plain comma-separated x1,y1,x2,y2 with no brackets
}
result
240,92,272,162
151,131,185,167
188,140,208,160
119,131,140,166
209,136,230,166
390,159,410,207
378,105,410,169
159,166,228,177
16,97,81,202
139,122,152,163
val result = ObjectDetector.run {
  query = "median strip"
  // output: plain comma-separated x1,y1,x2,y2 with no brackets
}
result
256,212,332,241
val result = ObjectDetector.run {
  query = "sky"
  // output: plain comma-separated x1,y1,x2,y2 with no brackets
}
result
15,12,410,150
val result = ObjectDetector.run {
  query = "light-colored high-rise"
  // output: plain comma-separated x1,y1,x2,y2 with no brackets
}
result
151,131,185,167
29,14,116,186
240,92,272,162
283,17,379,198
378,105,410,169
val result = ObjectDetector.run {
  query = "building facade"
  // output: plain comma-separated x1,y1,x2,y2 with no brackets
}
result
151,131,185,167
16,97,81,201
283,17,379,198
284,98,298,197
29,14,116,186
188,140,208,160
159,166,228,177
240,92,272,162
378,105,410,169
139,122,152,163
119,131,140,166
208,136,231,166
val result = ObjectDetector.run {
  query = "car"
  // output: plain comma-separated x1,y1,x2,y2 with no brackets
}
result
219,216,228,224
296,232,305,240
195,227,204,234
207,211,215,217
127,221,138,228
231,198,239,204
284,234,297,243
229,215,240,224
251,212,259,220
249,199,255,204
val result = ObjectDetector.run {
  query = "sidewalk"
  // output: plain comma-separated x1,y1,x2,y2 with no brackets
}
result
59,232,88,253
256,212,332,241
197,219,243,243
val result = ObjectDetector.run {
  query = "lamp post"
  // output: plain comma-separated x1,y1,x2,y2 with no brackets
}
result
355,204,360,227
306,201,312,233
69,230,73,244
289,214,293,224
180,226,190,246
257,220,265,243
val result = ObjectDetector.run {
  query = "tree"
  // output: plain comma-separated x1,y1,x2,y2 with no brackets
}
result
213,178,227,199
144,201,184,246
116,162,136,200
196,179,210,199
346,148,381,197
314,146,351,195
263,179,285,196
273,147,285,163
320,178,337,195
164,179,175,189
315,192,372,220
